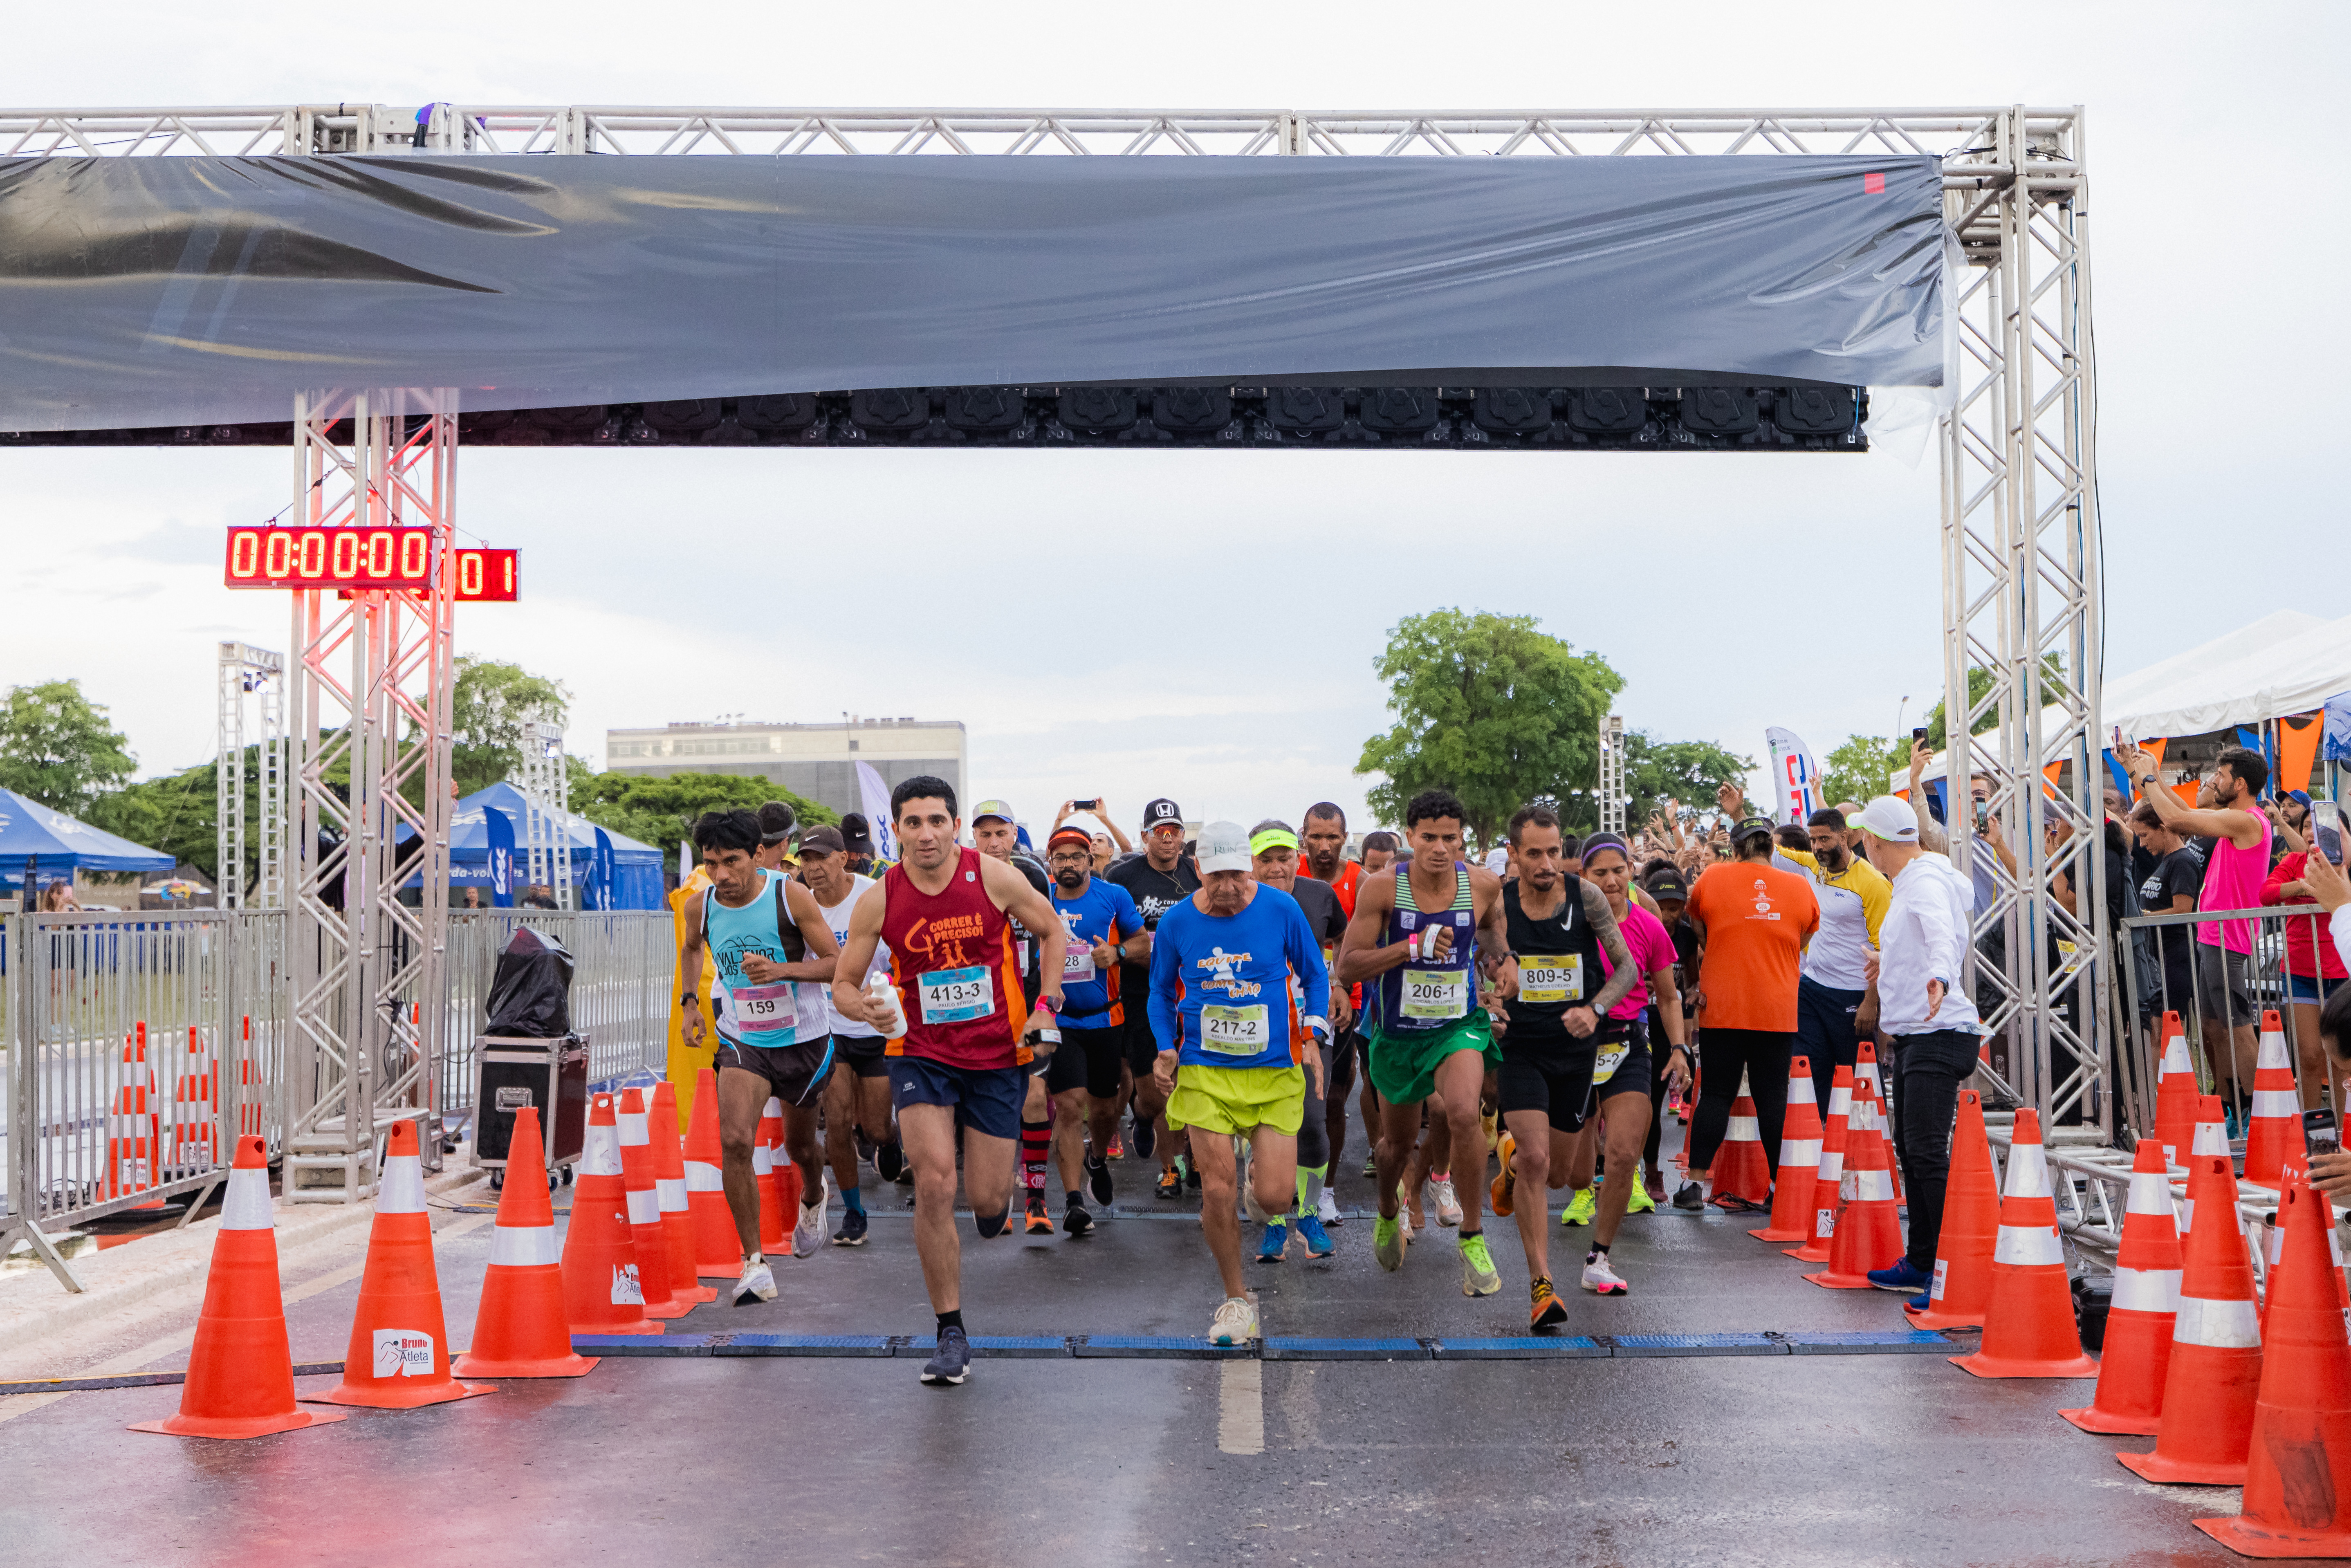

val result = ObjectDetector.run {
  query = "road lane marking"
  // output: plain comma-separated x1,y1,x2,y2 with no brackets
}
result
1218,1358,1264,1454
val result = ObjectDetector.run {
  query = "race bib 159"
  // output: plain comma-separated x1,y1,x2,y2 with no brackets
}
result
731,982,797,1036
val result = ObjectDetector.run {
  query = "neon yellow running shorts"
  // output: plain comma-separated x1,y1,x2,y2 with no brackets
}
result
1165,1063,1306,1137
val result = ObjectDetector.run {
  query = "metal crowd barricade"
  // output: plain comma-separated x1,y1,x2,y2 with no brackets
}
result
439,911,674,1144
2,908,287,1289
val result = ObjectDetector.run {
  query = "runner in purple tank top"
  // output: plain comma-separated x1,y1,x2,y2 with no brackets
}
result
2118,742,2273,1110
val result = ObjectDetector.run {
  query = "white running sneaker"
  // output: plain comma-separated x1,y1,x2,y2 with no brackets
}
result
1317,1187,1342,1226
1209,1294,1260,1346
793,1195,827,1259
733,1256,777,1306
1581,1249,1630,1297
1430,1175,1463,1228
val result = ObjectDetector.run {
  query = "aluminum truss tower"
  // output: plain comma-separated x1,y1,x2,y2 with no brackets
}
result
0,103,2104,1136
215,642,285,911
1597,715,1629,837
515,718,574,910
283,393,457,1200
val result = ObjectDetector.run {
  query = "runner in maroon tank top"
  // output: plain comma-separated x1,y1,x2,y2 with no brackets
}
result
832,775,1067,1386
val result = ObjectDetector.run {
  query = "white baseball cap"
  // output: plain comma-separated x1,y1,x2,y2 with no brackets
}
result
1196,820,1252,874
1855,796,1919,843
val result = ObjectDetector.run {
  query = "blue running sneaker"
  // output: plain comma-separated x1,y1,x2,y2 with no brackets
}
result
1908,1292,1932,1312
1867,1258,1932,1293
1256,1220,1288,1263
921,1326,971,1386
1296,1214,1335,1257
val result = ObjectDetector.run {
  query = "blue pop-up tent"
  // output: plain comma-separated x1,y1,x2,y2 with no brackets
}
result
419,783,665,909
0,785,174,893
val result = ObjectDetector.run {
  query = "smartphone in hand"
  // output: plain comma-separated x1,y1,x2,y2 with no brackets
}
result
2315,801,2345,867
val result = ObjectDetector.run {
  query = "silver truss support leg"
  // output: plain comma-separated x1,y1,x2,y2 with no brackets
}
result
517,718,573,909
215,643,284,911
1939,106,2106,1138
283,393,458,1201
1598,715,1628,837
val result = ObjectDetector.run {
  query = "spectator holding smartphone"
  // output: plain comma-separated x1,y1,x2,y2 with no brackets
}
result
2264,823,2347,1109
2291,845,2351,1196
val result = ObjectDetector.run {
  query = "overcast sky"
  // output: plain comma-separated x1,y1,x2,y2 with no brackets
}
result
3,3,2343,835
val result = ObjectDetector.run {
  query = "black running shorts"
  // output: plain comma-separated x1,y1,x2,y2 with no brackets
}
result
715,1034,835,1108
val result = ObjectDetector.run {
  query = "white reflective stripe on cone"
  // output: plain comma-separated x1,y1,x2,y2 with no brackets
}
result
1993,1223,2065,1267
657,1176,689,1212
625,1187,660,1225
763,1096,785,1117
2161,1035,2192,1074
2250,1090,2300,1117
489,1223,560,1268
617,1110,650,1146
377,1155,426,1215
1788,1080,1819,1106
1816,1151,1846,1182
2172,1294,2262,1348
1826,1088,1852,1118
580,1122,624,1178
2256,1030,2290,1070
2192,1122,2228,1156
1849,1169,1897,1203
2180,1198,2195,1234
220,1166,274,1231
1778,1139,1822,1166
1725,1117,1759,1141
2125,1171,2175,1217
752,1142,774,1176
2112,1266,2183,1314
2003,1141,2051,1200
684,1161,724,1193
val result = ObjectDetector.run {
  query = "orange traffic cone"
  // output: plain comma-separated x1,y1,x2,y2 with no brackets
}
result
1784,1066,1853,1265
1708,1070,1773,1210
2196,1180,2351,1556
755,1097,787,1254
308,1121,495,1409
2153,1012,2198,1165
1853,1041,1902,1203
1906,1089,2001,1330
2179,1094,2232,1238
616,1088,693,1321
1804,1076,1905,1289
2120,1153,2264,1484
684,1068,743,1278
2060,1136,2183,1434
650,1081,718,1304
1952,1109,2100,1378
451,1107,598,1378
129,1134,348,1439
2244,1012,2306,1187
101,1029,165,1205
1750,1056,1821,1243
561,1092,658,1336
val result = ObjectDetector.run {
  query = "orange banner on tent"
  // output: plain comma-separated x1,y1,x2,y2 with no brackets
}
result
2278,711,2324,796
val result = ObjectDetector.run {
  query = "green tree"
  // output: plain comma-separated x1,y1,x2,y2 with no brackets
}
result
1818,733,1912,810
1356,609,1624,850
0,680,137,819
1924,657,2069,749
572,770,835,856
449,657,570,796
1622,732,1755,828
87,761,220,877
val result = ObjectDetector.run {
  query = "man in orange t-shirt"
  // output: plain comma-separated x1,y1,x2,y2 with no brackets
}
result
1677,816,1819,1212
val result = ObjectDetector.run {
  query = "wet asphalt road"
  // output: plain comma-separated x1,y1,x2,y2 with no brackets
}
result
0,1121,2301,1568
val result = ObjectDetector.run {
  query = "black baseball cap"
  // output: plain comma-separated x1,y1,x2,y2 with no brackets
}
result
1142,798,1183,832
1732,815,1777,846
1644,868,1690,902
839,812,874,853
798,825,847,857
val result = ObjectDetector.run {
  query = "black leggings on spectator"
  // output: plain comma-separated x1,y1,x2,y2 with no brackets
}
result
1889,1029,1979,1272
1688,1027,1793,1176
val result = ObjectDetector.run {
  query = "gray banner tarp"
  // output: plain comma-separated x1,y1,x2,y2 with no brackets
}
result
0,153,1945,433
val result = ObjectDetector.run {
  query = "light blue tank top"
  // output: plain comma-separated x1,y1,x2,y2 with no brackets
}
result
703,871,805,1048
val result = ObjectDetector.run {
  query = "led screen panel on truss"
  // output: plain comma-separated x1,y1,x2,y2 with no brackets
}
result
0,153,1947,434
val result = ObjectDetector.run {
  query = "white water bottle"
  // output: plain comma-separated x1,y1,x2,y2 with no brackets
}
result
866,972,908,1040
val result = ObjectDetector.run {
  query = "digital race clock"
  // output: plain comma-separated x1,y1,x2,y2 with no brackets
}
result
223,527,517,601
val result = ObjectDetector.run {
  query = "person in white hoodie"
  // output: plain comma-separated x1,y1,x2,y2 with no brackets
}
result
1848,796,1986,1307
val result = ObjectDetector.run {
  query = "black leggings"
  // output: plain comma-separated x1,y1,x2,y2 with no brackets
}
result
1643,1006,1671,1171
1296,1037,1332,1170
1688,1027,1793,1176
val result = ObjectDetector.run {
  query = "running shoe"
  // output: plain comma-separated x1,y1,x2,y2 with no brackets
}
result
1489,1133,1518,1217
1131,1111,1156,1160
1529,1274,1569,1331
793,1194,828,1259
1155,1168,1182,1200
1458,1232,1501,1297
921,1326,971,1385
1625,1179,1657,1216
832,1207,870,1247
1430,1175,1463,1228
1707,1191,1764,1214
1399,1179,1427,1232
1481,1111,1500,1156
855,1129,877,1165
1671,1181,1705,1212
1063,1196,1095,1237
1296,1213,1335,1257
1087,1154,1115,1207
1183,1157,1201,1192
1643,1169,1667,1206
1561,1184,1597,1227
883,1141,912,1184
1867,1258,1931,1294
1210,1294,1260,1346
1256,1220,1288,1263
1317,1187,1342,1226
1024,1193,1054,1235
1373,1214,1407,1272
1108,1133,1126,1160
1362,1153,1379,1179
1581,1248,1629,1296
732,1256,777,1306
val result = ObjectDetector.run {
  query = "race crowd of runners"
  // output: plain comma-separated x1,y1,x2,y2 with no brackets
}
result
665,770,2351,1387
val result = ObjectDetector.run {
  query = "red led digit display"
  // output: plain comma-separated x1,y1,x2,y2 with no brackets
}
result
224,528,518,601
454,550,518,602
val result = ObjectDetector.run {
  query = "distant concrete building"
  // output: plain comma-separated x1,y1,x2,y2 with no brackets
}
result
604,718,967,820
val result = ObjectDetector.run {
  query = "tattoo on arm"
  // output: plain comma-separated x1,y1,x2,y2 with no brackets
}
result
1583,882,1640,1017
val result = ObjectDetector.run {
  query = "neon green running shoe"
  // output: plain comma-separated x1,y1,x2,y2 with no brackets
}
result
1561,1184,1597,1227
1625,1179,1657,1216
1458,1232,1501,1297
1374,1214,1407,1272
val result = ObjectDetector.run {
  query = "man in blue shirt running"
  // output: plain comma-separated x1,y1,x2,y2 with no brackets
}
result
1043,825,1148,1230
1148,821,1330,1346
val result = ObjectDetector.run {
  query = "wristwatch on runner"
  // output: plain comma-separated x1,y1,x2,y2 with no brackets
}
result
678,994,701,1009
